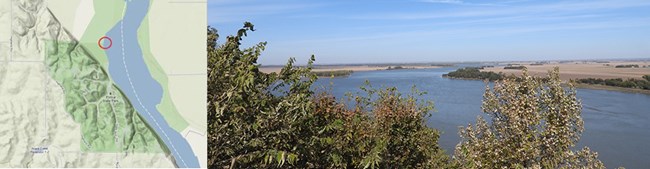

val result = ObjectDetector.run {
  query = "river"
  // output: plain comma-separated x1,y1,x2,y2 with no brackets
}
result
312,66,650,168
104,0,199,168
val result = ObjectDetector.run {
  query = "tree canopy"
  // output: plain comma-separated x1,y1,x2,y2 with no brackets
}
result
443,68,504,81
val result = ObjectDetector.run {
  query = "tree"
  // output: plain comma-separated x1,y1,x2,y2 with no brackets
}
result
443,68,504,81
208,23,449,168
207,26,218,52
453,67,604,168
208,22,315,168
347,83,449,168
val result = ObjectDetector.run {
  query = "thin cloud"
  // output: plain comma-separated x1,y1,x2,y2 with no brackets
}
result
418,0,504,6
350,13,609,32
419,0,463,4
278,17,650,45
354,0,650,20
209,2,324,24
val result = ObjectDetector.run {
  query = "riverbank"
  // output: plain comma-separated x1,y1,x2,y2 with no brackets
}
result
481,61,650,81
443,75,650,95
312,70,354,77
573,83,650,95
260,65,444,74
442,67,650,95
472,60,650,95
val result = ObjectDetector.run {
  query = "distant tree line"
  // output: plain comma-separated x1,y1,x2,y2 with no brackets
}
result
431,64,455,67
208,23,605,168
576,76,650,90
615,64,639,68
464,66,494,70
311,70,353,77
504,65,526,70
443,68,504,81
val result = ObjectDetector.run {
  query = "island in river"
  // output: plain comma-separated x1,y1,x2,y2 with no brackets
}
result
444,60,650,94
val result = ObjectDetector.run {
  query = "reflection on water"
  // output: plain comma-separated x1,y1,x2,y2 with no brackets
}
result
312,67,650,168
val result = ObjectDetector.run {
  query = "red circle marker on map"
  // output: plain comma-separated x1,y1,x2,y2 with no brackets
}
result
98,36,112,50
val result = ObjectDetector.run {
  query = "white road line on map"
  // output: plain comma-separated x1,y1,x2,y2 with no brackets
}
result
6,60,45,63
118,2,188,168
10,0,13,61
183,129,205,138
106,86,122,167
43,49,48,140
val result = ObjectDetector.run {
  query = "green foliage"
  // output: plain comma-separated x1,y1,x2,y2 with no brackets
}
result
453,67,605,168
312,70,353,77
347,83,449,168
208,22,286,167
208,23,448,168
576,77,650,90
504,65,526,70
443,68,504,81
207,26,218,52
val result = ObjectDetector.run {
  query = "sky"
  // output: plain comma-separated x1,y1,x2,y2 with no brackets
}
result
209,0,650,65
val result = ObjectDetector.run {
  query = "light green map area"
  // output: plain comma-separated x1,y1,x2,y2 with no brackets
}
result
137,12,189,132
78,0,189,133
78,0,124,70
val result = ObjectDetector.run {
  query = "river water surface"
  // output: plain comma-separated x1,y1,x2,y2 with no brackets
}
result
313,66,650,168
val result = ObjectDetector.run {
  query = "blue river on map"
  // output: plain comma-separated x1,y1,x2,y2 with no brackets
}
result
104,0,199,168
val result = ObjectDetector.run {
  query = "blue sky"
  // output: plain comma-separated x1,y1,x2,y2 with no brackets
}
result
209,0,650,65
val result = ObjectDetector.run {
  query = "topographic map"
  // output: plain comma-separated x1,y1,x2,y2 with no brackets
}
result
0,0,206,168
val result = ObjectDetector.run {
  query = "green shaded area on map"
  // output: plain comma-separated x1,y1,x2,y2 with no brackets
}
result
44,35,168,153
